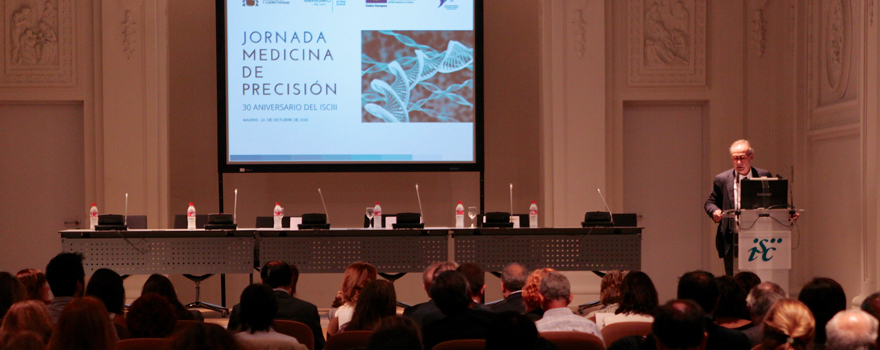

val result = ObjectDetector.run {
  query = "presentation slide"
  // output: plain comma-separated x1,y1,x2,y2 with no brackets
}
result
224,0,477,165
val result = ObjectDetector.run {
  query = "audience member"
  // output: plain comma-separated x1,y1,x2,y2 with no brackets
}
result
715,276,752,330
755,299,814,350
486,311,556,350
366,316,423,350
126,293,178,338
798,277,846,350
457,263,489,310
403,261,458,328
334,262,378,327
170,322,242,350
677,270,750,350
744,282,787,347
1,330,47,350
598,271,657,328
859,291,880,346
343,279,397,332
0,271,28,321
607,299,708,350
522,268,555,321
586,270,626,321
44,252,85,324
47,296,117,350
84,268,127,338
142,274,203,321
490,262,529,314
228,261,324,350
421,271,497,350
534,271,603,342
824,309,878,350
15,268,51,304
234,284,306,350
0,300,53,344
733,271,761,299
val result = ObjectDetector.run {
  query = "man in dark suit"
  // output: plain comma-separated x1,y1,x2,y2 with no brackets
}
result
678,270,750,350
403,261,458,327
228,261,324,350
421,271,498,350
705,139,772,276
490,262,527,314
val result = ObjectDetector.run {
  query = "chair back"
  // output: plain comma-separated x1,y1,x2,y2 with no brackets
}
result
274,320,315,350
324,330,372,350
600,321,652,346
540,331,605,350
126,215,147,229
118,338,172,350
255,216,293,228
173,214,208,229
432,339,486,350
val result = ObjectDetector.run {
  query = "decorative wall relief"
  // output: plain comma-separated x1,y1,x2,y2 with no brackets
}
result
1,0,73,86
868,0,874,26
627,0,706,87
571,9,587,58
818,0,854,105
752,9,767,58
122,10,136,60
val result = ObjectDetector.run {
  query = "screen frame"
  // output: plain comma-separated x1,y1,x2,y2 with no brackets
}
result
215,0,484,173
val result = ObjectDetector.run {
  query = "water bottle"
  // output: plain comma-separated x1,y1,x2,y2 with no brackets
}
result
187,203,196,230
455,201,465,228
273,202,283,229
89,204,99,230
529,201,538,228
373,202,382,229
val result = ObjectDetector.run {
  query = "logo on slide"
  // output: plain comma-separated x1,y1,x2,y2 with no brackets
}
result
438,0,448,7
747,238,781,262
243,0,258,6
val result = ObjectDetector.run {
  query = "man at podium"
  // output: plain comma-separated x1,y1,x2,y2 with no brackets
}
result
705,140,771,276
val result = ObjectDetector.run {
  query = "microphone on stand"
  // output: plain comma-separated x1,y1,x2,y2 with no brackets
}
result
124,193,129,225
415,184,424,223
509,183,513,214
233,189,239,224
596,188,615,226
318,188,330,223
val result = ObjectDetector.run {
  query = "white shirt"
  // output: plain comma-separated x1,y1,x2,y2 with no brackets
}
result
595,312,653,329
335,303,355,326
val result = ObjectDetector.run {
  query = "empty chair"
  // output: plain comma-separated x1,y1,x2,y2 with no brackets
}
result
432,339,486,350
540,331,605,350
172,214,228,316
255,216,293,228
118,338,172,350
126,215,147,229
600,321,652,347
273,320,316,350
173,214,209,229
324,331,372,350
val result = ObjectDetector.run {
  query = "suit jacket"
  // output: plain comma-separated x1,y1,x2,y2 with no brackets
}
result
421,308,498,350
228,290,325,350
705,167,771,257
402,299,445,328
489,291,525,314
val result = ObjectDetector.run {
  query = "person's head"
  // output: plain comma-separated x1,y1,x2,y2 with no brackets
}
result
456,263,484,302
239,284,277,333
0,272,28,319
539,271,572,309
15,269,50,304
347,280,397,331
486,311,540,350
747,282,787,324
616,271,659,316
825,309,878,350
500,262,528,295
522,268,555,312
431,262,460,280
0,330,45,350
715,275,750,320
677,270,718,316
421,262,444,293
729,139,754,176
430,271,471,316
1,300,53,344
341,262,378,304
599,270,626,305
169,322,242,350
45,252,85,298
260,260,293,291
860,292,880,345
126,293,177,338
48,296,117,350
84,268,125,315
652,300,707,350
142,273,189,320
798,277,846,345
734,271,761,297
761,299,815,350
366,316,422,350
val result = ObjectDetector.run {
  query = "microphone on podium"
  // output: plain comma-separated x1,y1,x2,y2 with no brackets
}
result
318,188,330,224
596,188,615,227
415,184,424,224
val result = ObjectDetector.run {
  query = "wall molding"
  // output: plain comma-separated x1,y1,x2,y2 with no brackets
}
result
626,0,706,87
0,0,75,86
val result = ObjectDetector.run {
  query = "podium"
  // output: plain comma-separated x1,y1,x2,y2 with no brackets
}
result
735,209,795,292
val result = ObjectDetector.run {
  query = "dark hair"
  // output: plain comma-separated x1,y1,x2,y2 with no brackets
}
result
127,293,177,338
170,322,242,350
15,269,48,303
714,275,750,320
456,263,484,299
0,272,28,319
142,274,194,321
486,311,540,350
734,271,761,296
677,270,718,315
500,263,527,292
346,280,397,331
48,296,117,350
366,316,422,350
0,330,45,350
652,300,707,349
239,284,277,334
84,268,125,315
430,271,471,316
45,252,85,297
260,261,293,290
860,291,880,321
615,271,659,316
798,277,845,345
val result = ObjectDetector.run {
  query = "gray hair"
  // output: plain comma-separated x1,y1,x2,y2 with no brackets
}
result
825,309,879,350
501,262,528,292
746,282,786,322
539,271,570,302
730,139,754,155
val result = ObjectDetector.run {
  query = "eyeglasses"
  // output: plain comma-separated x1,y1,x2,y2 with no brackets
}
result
731,155,749,161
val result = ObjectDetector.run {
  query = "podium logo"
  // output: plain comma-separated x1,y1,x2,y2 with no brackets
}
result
243,0,258,6
747,238,782,262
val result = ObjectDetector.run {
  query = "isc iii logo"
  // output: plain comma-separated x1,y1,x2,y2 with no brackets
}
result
747,238,782,262
243,0,258,6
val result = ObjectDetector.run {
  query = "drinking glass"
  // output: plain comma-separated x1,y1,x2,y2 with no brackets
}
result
365,207,374,228
467,206,477,228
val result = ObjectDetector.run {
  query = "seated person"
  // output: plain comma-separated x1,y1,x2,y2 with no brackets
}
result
522,268,555,321
457,263,491,311
333,262,378,329
585,270,625,321
45,252,85,324
14,269,51,305
490,263,529,314
366,316,423,350
341,280,397,332
142,274,204,321
404,262,458,328
234,284,307,350
596,271,656,328
534,271,603,343
607,299,708,350
714,276,751,330
421,271,497,350
127,293,177,339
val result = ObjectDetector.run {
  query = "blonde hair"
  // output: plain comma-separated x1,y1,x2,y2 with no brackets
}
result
599,270,626,305
341,262,378,304
1,300,52,344
761,299,815,350
522,268,555,312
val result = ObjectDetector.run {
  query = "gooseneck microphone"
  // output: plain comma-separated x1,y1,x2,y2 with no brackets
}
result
509,183,513,214
596,188,615,226
318,188,330,223
233,189,239,224
415,184,424,223
124,193,129,225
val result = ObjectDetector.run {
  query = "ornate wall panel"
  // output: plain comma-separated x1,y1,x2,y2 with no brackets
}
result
808,0,859,131
0,0,74,86
627,0,706,87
